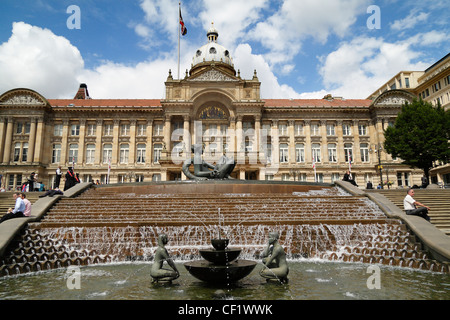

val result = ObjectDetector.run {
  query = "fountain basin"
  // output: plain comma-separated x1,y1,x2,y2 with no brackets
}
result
211,239,229,251
199,248,241,265
184,260,257,283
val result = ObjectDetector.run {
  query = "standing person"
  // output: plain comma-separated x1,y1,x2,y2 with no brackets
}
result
421,175,429,189
21,193,32,217
64,167,76,191
55,166,62,189
0,192,26,223
403,188,431,222
28,172,36,192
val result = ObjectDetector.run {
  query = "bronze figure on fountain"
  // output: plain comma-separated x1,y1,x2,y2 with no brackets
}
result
150,234,180,283
260,231,289,283
182,144,236,180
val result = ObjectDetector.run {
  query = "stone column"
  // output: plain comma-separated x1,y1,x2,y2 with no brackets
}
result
183,115,191,154
164,115,171,151
146,118,153,165
32,117,45,164
254,115,261,165
94,119,103,165
272,120,279,168
3,117,14,163
60,119,70,165
336,120,345,164
228,117,236,158
321,120,328,165
0,117,7,162
288,120,295,164
304,120,312,166
78,119,86,166
236,116,243,163
112,119,120,164
352,120,361,165
129,120,136,164
27,117,37,163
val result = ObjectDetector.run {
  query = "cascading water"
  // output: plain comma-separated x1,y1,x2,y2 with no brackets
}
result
1,184,449,277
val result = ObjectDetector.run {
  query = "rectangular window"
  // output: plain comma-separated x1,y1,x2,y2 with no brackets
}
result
294,123,304,136
85,144,95,164
278,124,288,136
311,124,320,136
14,143,21,162
120,124,130,136
358,124,367,136
52,144,61,163
342,124,351,136
360,143,370,162
104,124,113,136
312,143,321,163
154,144,162,163
344,143,353,163
279,143,288,163
87,124,96,136
16,122,23,134
295,144,305,163
103,144,112,164
119,144,129,164
54,124,63,136
405,77,410,88
22,143,28,162
71,124,80,136
136,144,146,164
154,124,164,136
69,144,78,163
326,124,335,136
137,124,147,136
328,143,337,162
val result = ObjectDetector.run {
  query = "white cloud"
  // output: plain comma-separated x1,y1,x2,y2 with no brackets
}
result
234,44,302,99
248,0,371,66
0,22,84,98
317,35,432,99
390,11,429,31
198,0,269,50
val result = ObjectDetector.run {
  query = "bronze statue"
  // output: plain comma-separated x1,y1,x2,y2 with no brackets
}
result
259,231,289,283
150,234,180,283
182,144,236,180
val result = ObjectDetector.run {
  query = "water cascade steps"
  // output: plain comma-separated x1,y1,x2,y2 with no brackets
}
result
1,184,449,276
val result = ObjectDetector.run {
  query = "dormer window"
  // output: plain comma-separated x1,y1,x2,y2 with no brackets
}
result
209,47,217,54
196,50,202,57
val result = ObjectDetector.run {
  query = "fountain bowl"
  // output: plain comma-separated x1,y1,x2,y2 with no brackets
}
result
184,260,257,283
199,248,241,265
211,239,229,251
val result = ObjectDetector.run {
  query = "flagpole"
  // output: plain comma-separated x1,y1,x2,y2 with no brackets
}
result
178,2,181,80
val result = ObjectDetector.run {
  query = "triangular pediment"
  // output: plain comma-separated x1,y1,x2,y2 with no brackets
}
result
187,67,239,82
0,88,49,107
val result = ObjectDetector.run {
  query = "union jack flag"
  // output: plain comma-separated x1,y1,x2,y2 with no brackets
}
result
179,8,187,36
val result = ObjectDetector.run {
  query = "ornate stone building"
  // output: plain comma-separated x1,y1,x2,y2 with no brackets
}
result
0,27,430,190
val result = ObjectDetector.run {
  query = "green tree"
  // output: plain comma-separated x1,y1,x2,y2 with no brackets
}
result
384,99,450,180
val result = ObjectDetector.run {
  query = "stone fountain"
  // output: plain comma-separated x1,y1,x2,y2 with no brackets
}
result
184,238,257,284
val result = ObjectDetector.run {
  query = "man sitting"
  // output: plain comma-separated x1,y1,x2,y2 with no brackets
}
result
0,192,26,223
403,188,431,222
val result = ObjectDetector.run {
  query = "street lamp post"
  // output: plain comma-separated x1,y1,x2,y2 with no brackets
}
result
373,144,384,189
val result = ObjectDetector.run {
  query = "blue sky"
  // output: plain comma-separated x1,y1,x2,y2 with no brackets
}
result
0,0,448,99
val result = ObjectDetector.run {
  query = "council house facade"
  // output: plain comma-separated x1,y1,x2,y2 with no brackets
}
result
0,26,440,190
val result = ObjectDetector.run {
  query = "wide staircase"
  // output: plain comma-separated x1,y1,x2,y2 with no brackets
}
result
1,184,449,276
0,191,45,217
370,189,450,236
